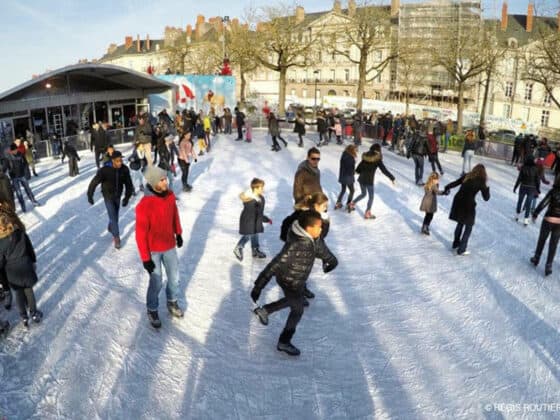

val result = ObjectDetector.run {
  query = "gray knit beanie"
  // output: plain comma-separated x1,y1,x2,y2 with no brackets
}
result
144,166,167,188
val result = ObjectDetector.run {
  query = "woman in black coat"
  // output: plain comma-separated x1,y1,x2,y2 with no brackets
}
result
444,164,490,255
293,111,306,147
335,145,358,210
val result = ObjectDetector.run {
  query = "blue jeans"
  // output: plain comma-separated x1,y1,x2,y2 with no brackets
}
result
353,183,374,211
412,154,424,184
454,223,473,254
146,248,179,311
237,234,259,250
104,197,120,238
516,186,537,218
12,177,36,211
462,150,474,174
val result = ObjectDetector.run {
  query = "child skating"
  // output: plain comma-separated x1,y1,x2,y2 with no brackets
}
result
233,178,271,261
419,172,447,235
250,210,338,356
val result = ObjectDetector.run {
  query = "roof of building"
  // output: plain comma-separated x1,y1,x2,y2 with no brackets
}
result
100,39,164,61
495,15,558,47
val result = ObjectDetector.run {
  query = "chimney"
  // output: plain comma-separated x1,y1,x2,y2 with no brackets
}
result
125,36,133,49
501,2,508,31
348,0,356,17
197,15,205,25
333,0,342,14
391,0,400,17
136,34,141,52
186,24,192,37
232,18,239,27
295,6,305,24
526,2,534,32
146,34,150,50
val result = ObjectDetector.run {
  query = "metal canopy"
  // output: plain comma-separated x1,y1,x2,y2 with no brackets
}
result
0,63,176,114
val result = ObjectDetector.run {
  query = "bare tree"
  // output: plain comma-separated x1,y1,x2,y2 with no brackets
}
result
189,41,223,75
395,42,428,115
327,1,395,110
227,23,259,103
248,4,321,115
165,32,193,74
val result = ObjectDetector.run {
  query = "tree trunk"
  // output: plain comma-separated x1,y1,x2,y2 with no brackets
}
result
278,67,287,116
240,70,247,104
457,82,464,134
405,87,410,115
479,70,491,128
357,53,367,110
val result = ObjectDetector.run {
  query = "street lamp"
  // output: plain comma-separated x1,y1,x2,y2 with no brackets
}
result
313,70,320,118
221,16,230,58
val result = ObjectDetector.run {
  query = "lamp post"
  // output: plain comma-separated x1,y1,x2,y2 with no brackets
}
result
221,16,230,59
313,69,320,119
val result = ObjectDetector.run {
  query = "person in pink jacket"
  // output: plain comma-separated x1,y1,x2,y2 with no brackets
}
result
177,132,198,192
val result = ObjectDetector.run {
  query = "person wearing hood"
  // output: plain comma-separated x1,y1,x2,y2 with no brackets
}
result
135,166,184,328
233,178,271,262
335,145,358,211
250,210,338,356
293,147,323,204
87,150,134,249
514,155,540,225
349,144,395,219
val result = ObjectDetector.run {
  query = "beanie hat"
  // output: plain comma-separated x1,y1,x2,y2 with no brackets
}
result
111,150,122,159
144,166,167,188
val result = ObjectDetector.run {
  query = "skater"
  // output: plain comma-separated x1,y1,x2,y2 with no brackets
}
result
135,166,184,328
87,150,134,249
293,147,323,204
233,178,271,261
350,144,396,219
280,192,330,306
268,113,287,151
444,164,490,256
6,144,40,212
61,140,81,177
317,111,328,146
91,122,108,168
511,134,523,166
235,107,245,141
250,210,338,356
177,132,197,192
513,155,540,225
157,134,177,192
334,118,342,144
407,128,429,185
135,115,153,166
419,172,447,235
294,111,306,147
23,140,38,177
203,113,212,151
461,130,477,175
195,116,207,156
0,203,42,327
427,128,443,175
128,142,147,194
244,119,253,143
335,145,357,211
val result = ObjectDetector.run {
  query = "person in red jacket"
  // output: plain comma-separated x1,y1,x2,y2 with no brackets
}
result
135,166,184,328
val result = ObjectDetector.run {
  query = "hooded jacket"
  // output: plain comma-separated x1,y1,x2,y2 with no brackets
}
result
338,151,356,185
87,163,133,202
293,160,323,203
238,189,270,235
135,186,182,262
514,156,540,192
0,226,37,288
355,151,394,185
253,220,337,292
280,206,330,242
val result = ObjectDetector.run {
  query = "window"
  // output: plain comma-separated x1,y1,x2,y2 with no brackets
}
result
544,91,552,106
505,82,513,98
502,104,511,118
330,69,335,81
524,83,533,101
290,89,296,96
541,110,550,127
302,89,307,98
345,69,350,82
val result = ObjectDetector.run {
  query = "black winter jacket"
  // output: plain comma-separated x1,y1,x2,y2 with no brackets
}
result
0,228,37,288
6,152,28,179
338,151,356,185
514,158,540,192
87,164,133,202
409,133,429,156
61,143,80,162
254,221,337,293
239,191,270,235
91,127,108,150
355,151,394,185
445,175,490,226
534,187,560,219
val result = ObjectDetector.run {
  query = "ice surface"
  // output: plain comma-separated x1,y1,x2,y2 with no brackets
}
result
1,131,560,419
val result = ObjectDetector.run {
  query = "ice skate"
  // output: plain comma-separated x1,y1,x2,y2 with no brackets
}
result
167,301,184,318
253,307,268,326
277,342,300,356
147,310,162,328
233,246,243,261
252,248,266,258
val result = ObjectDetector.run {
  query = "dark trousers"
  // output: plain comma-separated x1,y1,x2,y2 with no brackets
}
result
298,134,303,146
534,220,560,266
453,223,473,254
94,148,104,168
271,136,281,149
353,183,374,211
68,157,79,177
0,268,9,293
104,197,121,238
337,183,355,205
12,177,36,211
12,286,37,318
237,124,243,140
511,149,520,165
429,153,443,173
263,287,305,344
423,212,434,227
412,154,425,184
178,159,190,188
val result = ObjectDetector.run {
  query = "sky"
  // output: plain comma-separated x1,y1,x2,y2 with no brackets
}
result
0,0,557,93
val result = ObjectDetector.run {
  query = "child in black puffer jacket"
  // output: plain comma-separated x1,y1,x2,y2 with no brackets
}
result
514,155,540,225
0,203,42,327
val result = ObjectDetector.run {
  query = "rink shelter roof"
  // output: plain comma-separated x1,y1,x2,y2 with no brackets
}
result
0,63,176,115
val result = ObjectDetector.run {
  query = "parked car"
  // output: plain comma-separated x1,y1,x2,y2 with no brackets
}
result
489,129,516,144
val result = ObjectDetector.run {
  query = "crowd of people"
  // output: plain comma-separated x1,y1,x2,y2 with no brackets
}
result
1,103,560,357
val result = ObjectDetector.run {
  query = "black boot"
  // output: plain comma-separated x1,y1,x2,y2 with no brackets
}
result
530,256,540,266
253,248,266,258
303,287,315,299
31,310,43,323
253,307,269,325
421,225,429,235
147,310,162,328
1,288,11,310
545,264,552,276
277,341,300,356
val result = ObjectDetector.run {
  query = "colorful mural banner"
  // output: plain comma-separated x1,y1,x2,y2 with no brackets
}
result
149,75,236,116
